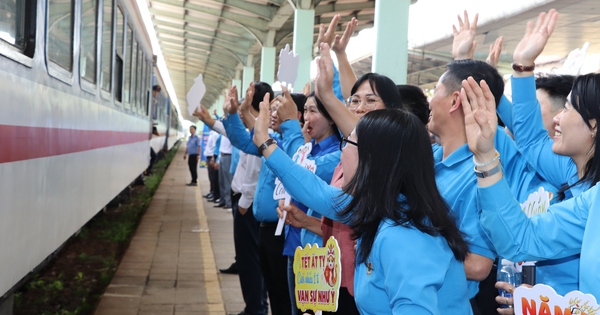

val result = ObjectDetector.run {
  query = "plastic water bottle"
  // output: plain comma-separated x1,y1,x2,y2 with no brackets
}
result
497,259,522,308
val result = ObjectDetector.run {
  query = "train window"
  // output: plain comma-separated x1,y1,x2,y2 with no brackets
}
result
80,0,98,84
131,40,138,111
0,0,36,60
141,57,148,116
100,0,113,92
136,46,143,111
47,0,74,72
124,24,132,105
114,6,124,102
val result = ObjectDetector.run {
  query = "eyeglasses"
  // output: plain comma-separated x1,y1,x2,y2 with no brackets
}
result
345,96,382,110
340,137,358,150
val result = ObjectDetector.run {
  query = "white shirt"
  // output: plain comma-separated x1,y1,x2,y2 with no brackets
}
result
203,130,219,157
231,151,261,209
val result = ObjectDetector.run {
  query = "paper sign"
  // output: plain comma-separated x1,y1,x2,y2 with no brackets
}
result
514,284,599,315
186,74,206,116
293,236,341,312
518,187,553,269
274,143,316,236
277,44,300,90
521,187,552,218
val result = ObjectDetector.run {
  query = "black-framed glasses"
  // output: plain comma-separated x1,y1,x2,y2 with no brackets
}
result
340,137,358,150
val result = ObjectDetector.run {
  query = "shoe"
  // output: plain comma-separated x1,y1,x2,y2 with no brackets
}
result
228,312,249,315
204,193,213,199
219,262,238,274
214,203,226,208
186,182,197,186
212,198,221,204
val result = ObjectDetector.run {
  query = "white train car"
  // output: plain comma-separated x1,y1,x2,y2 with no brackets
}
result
0,0,176,301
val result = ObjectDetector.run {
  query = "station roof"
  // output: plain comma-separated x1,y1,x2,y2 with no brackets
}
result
145,0,600,120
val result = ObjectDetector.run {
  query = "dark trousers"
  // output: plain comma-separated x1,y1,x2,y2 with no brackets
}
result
207,156,220,198
188,154,198,183
232,192,268,315
322,287,360,315
258,224,291,315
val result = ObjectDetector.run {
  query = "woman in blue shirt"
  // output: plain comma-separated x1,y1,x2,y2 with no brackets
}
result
254,100,472,314
462,74,600,301
276,90,341,315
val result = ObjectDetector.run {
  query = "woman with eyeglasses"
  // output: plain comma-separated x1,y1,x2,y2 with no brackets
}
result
253,89,472,313
275,43,406,315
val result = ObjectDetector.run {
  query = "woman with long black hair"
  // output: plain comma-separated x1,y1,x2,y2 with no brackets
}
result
253,92,472,314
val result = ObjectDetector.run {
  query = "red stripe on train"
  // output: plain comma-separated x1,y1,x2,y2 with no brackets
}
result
0,125,149,163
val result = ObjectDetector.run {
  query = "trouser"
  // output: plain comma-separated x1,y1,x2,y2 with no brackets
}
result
232,192,268,315
207,156,220,197
322,287,360,315
188,154,198,183
287,256,303,315
217,154,232,206
258,224,291,315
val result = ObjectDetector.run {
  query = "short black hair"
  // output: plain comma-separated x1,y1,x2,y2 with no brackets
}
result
190,125,196,130
252,82,274,112
442,59,504,107
535,74,575,111
153,85,161,92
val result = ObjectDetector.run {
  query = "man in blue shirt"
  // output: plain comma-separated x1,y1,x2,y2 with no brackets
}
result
184,125,201,186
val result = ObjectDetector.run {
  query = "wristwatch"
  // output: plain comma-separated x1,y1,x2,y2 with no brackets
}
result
474,162,502,178
258,138,277,156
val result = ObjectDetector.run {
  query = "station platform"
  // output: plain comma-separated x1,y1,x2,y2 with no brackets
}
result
94,145,246,315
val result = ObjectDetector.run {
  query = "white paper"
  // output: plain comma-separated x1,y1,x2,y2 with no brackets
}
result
186,74,206,116
277,44,300,90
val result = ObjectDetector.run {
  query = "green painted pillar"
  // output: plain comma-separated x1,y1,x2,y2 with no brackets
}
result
243,55,255,93
260,46,276,85
372,0,410,84
293,8,314,91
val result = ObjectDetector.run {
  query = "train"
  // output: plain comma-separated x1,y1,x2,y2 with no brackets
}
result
0,0,183,301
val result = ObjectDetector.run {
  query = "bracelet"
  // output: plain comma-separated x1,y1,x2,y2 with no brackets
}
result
473,150,500,167
258,138,277,156
512,63,535,72
474,161,502,178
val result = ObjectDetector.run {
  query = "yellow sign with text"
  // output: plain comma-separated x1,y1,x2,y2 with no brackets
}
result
293,236,341,312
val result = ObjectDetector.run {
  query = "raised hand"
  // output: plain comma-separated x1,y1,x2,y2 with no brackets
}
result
332,17,358,55
486,36,504,68
513,9,559,67
452,11,478,60
241,82,255,112
461,77,498,162
225,86,239,115
193,105,216,126
252,92,271,147
315,43,336,102
315,14,341,48
276,86,300,122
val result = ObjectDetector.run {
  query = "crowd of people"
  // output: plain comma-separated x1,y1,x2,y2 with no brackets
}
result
186,8,600,315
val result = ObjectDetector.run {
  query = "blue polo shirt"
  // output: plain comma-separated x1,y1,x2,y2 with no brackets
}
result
186,134,201,155
508,75,585,294
278,120,341,256
264,148,471,314
433,126,558,298
479,178,600,298
222,112,289,222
